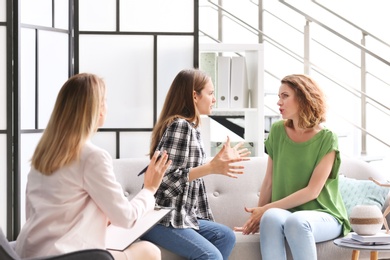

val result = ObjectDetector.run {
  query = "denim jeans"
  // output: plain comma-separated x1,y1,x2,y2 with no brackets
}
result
141,219,236,260
260,208,342,260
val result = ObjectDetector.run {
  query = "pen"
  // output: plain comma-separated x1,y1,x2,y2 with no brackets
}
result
137,154,162,176
154,204,175,211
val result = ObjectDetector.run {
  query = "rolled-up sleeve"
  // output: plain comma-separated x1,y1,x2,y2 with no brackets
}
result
83,149,155,228
157,120,192,198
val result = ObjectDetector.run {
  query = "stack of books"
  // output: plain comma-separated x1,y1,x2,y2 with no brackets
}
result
341,230,390,245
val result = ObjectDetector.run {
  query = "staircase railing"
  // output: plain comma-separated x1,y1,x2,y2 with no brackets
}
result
278,0,390,154
199,0,390,157
311,0,390,49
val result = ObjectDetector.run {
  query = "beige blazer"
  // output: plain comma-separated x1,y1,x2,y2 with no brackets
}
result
15,141,154,258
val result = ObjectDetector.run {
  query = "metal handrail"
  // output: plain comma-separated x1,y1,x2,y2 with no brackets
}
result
263,8,390,113
312,0,390,49
199,0,390,149
199,29,220,43
201,1,303,67
329,109,390,148
202,1,389,94
201,0,390,114
278,0,390,67
201,1,265,41
276,0,390,151
202,2,390,115
311,64,390,116
264,9,359,69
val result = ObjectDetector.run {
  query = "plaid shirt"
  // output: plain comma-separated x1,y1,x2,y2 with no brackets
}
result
154,118,214,229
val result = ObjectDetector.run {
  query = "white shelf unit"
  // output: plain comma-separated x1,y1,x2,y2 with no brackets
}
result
199,43,265,157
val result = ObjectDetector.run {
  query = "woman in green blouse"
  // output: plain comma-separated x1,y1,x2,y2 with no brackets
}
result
236,74,350,260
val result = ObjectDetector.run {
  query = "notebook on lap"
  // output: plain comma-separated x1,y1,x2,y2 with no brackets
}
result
105,207,173,251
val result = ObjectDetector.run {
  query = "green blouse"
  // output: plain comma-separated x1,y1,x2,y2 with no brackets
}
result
264,120,351,236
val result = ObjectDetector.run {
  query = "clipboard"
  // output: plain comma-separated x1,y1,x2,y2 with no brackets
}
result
105,207,173,251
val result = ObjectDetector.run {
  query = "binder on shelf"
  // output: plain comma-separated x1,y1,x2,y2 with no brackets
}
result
230,56,249,109
216,56,231,108
200,52,217,88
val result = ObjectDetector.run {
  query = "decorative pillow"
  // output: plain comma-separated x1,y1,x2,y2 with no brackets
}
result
338,175,390,217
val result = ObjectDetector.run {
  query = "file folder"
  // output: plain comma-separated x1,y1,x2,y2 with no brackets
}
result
216,56,231,108
230,56,249,108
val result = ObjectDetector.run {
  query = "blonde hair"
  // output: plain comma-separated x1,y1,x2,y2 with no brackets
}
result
31,73,106,175
149,69,210,157
281,74,326,129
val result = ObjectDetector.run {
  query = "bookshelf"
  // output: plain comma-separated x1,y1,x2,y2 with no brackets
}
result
199,43,265,156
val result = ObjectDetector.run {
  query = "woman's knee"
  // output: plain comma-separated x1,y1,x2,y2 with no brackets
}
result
144,242,161,260
260,208,291,239
284,213,311,236
209,224,236,259
261,208,287,226
222,225,236,246
125,240,161,260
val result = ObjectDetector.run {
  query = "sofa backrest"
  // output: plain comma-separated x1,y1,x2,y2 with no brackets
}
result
112,156,389,230
203,157,267,229
338,157,385,181
205,156,390,229
112,156,267,229
112,158,148,199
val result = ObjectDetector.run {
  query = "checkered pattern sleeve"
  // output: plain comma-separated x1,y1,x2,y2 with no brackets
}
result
156,119,192,197
154,118,214,228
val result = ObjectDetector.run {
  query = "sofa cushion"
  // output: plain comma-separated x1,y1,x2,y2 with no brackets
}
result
204,157,267,229
338,175,390,216
111,156,390,260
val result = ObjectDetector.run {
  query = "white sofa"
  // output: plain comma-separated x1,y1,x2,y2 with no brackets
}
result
113,156,390,260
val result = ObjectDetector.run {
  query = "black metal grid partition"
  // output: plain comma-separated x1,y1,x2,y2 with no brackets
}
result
2,0,15,240
5,0,198,239
17,0,72,241
74,0,198,159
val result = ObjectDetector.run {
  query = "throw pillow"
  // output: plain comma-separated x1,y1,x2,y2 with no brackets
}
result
338,175,390,217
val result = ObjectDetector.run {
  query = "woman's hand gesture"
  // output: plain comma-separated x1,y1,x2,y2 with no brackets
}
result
234,206,265,235
209,136,250,178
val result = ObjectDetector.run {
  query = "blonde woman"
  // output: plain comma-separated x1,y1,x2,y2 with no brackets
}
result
15,73,171,260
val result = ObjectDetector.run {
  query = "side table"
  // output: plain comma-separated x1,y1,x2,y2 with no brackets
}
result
334,238,390,260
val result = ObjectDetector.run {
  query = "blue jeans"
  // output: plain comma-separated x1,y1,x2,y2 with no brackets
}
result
140,219,236,260
260,208,342,260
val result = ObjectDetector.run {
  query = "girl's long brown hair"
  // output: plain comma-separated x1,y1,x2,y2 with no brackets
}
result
31,73,106,175
149,69,210,157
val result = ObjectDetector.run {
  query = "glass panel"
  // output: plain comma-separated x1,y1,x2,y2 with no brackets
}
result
79,0,116,31
21,28,36,130
0,27,5,130
20,133,42,227
79,35,154,128
120,132,151,158
37,30,69,129
54,0,69,30
157,36,194,115
0,0,5,22
21,0,52,27
91,132,117,159
120,0,193,32
0,135,6,232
